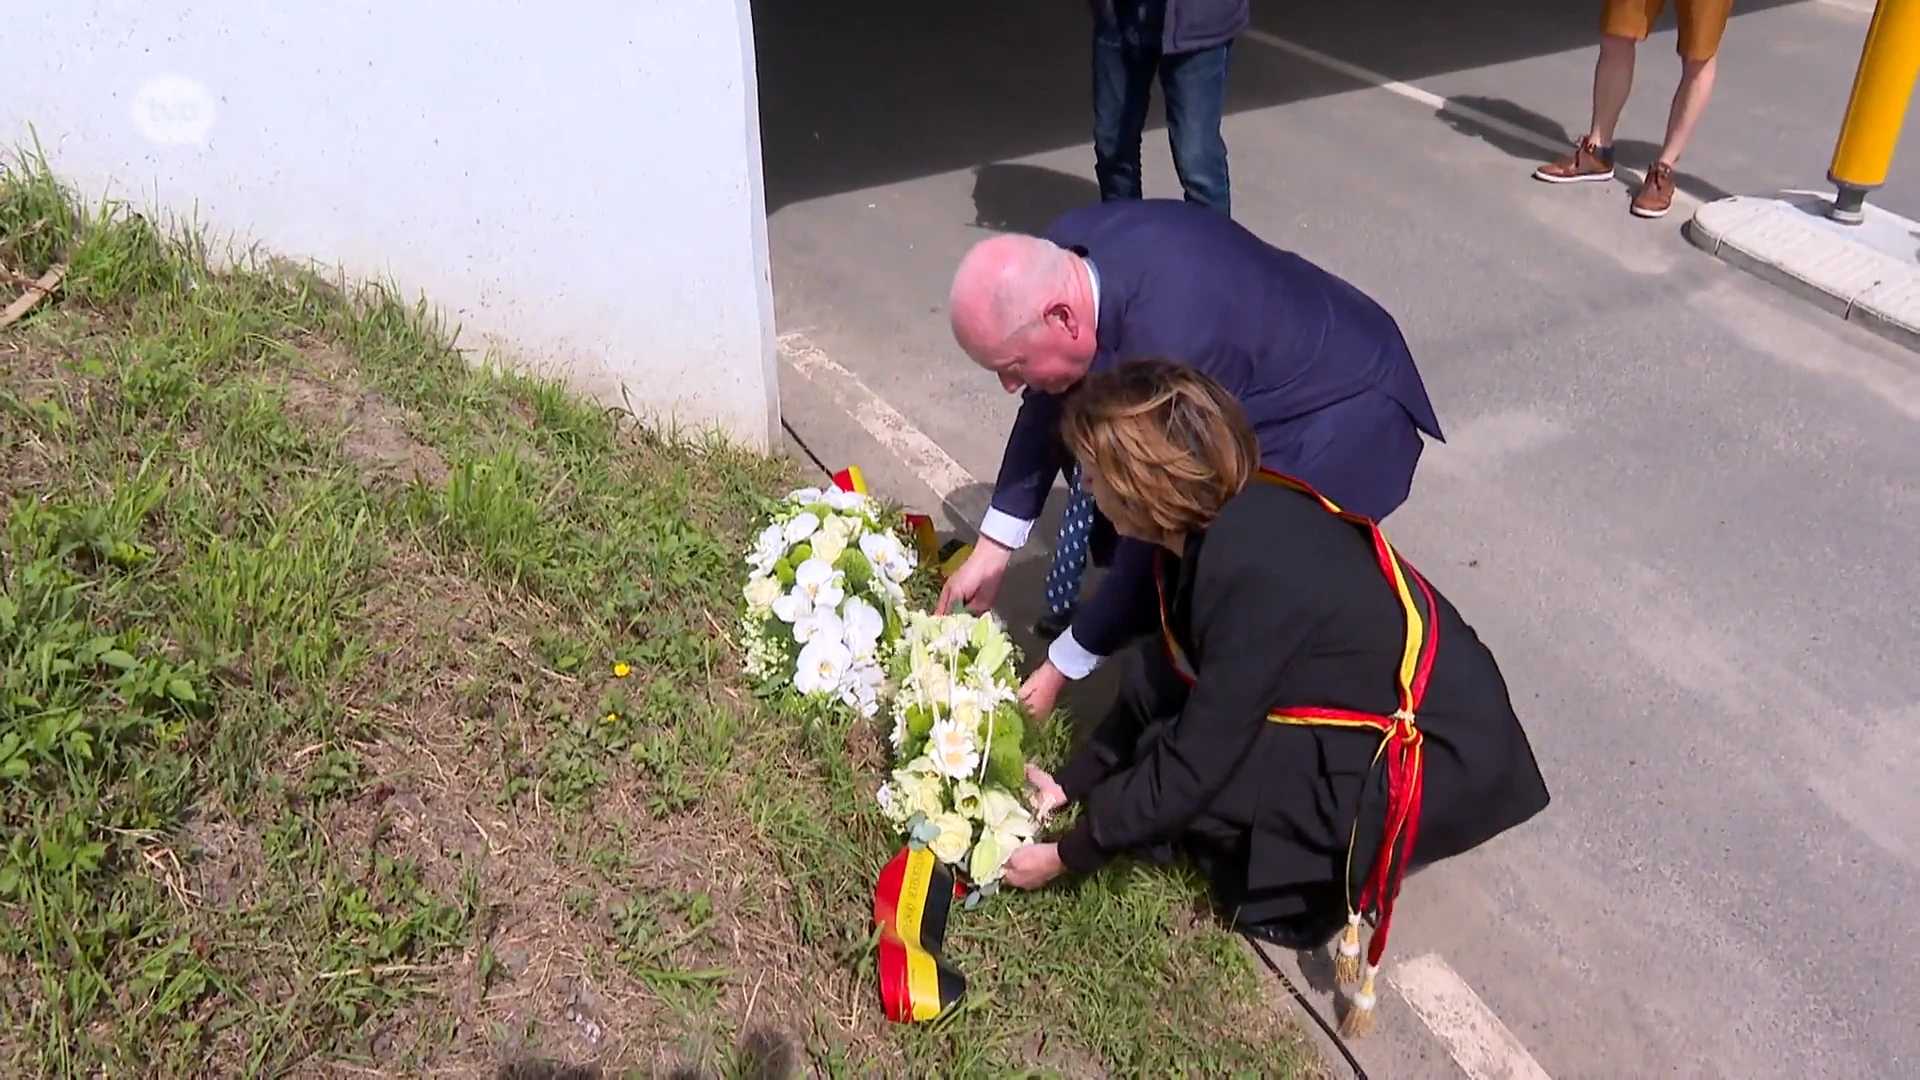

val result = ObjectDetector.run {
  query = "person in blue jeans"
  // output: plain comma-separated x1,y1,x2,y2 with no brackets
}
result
1091,0,1248,217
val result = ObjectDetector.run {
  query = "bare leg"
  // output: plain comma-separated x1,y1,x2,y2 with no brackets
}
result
1654,55,1718,165
1588,34,1639,145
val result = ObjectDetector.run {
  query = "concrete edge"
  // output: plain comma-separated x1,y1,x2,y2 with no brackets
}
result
1685,194,1920,353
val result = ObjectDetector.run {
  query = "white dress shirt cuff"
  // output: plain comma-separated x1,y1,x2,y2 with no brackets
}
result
978,508,1036,550
1047,628,1105,681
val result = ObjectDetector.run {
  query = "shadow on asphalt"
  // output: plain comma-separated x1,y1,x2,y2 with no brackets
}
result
1438,94,1738,204
751,0,1805,213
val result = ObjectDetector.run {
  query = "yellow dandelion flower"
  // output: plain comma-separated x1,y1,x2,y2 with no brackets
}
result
612,662,632,678
604,712,619,724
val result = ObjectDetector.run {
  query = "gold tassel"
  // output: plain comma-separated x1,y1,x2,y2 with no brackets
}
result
1339,965,1379,1039
1333,912,1364,986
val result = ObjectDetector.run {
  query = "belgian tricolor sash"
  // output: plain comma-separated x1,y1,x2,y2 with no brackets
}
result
830,466,970,1023
873,845,968,1022
1155,468,1439,1037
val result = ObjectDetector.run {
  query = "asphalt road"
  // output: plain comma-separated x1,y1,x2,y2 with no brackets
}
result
757,1,1920,1075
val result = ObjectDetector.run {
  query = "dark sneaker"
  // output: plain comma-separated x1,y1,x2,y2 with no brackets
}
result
1533,137,1616,183
1033,607,1074,642
1631,162,1677,218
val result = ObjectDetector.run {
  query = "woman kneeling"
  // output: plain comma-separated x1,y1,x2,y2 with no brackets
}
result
1001,359,1551,1013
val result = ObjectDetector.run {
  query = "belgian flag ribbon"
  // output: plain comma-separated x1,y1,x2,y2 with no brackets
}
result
831,465,941,568
873,845,967,1023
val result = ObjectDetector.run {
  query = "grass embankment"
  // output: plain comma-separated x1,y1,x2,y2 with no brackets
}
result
0,156,1316,1077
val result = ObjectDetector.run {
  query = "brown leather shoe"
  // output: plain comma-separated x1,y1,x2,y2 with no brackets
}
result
1631,162,1677,218
1534,136,1616,183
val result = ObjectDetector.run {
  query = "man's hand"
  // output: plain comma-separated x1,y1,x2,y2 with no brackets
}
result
1001,842,1066,890
1019,660,1069,721
1025,763,1067,822
936,538,1013,615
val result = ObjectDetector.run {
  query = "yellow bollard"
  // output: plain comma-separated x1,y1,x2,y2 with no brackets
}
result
1828,0,1920,223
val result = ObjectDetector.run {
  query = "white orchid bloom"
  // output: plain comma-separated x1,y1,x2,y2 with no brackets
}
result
793,637,854,697
794,606,846,647
783,511,822,547
825,487,869,513
771,587,812,624
858,532,913,584
840,597,885,658
792,557,844,610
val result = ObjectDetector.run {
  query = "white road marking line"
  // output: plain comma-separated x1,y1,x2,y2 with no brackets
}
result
1241,27,1701,212
1390,953,1555,1080
777,330,979,500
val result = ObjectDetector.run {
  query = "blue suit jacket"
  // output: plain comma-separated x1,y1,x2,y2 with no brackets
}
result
989,199,1443,662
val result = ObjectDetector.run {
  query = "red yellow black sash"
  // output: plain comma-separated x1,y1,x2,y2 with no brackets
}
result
1154,468,1438,1035
873,845,968,1022
829,466,968,1023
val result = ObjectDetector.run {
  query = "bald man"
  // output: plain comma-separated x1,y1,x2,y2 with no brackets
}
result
939,199,1444,720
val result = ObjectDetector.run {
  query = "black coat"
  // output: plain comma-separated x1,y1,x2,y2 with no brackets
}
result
1053,478,1551,930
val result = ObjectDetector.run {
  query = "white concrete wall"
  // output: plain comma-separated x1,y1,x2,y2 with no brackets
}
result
5,0,781,449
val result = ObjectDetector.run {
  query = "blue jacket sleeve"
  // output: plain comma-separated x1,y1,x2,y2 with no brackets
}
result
989,389,1069,521
1068,537,1161,658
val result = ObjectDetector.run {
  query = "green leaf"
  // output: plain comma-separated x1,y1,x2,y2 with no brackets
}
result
165,678,198,703
99,649,139,671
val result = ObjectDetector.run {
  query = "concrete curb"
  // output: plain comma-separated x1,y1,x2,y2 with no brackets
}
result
1684,191,1920,352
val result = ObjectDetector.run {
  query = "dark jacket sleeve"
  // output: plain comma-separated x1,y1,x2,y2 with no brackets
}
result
1057,545,1319,874
1067,537,1161,658
989,390,1069,522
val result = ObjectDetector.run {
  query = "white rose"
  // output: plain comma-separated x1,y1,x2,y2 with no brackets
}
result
926,811,975,865
812,529,848,566
949,692,985,735
743,575,781,610
894,767,947,820
912,662,953,708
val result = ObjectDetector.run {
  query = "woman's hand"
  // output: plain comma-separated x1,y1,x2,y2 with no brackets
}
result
1025,763,1067,823
1001,842,1066,890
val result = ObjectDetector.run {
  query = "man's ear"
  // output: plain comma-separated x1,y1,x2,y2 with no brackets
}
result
1047,301,1079,337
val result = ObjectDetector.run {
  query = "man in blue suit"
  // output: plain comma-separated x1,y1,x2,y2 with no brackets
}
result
939,199,1444,719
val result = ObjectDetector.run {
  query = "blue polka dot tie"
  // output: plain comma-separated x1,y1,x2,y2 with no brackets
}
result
1044,466,1096,616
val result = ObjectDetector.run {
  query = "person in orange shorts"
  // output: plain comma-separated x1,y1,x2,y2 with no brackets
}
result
1532,0,1735,219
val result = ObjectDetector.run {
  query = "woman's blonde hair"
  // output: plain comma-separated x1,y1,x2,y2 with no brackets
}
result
1058,358,1260,540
